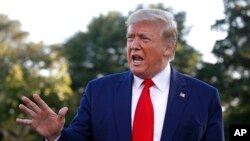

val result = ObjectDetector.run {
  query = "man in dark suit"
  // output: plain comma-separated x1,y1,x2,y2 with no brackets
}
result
16,8,225,141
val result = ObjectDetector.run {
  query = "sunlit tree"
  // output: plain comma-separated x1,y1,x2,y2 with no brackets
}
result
0,14,73,141
196,0,250,139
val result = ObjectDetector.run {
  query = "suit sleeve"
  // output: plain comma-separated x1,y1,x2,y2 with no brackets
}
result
203,89,225,141
58,83,92,141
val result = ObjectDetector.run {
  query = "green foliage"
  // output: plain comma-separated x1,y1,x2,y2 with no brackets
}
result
197,0,250,140
63,11,128,92
212,0,250,122
0,14,73,141
171,11,200,75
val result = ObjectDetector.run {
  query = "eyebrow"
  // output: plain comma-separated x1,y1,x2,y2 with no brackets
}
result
127,32,153,38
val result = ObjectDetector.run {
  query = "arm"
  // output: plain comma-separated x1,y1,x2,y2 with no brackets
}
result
57,84,92,141
203,90,225,141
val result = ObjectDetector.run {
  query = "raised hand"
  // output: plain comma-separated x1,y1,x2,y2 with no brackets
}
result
16,94,68,141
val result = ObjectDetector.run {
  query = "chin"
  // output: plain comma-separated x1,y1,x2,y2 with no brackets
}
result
130,69,146,78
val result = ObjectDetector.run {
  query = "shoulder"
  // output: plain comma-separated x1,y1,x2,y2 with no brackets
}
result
83,71,132,98
172,67,221,107
171,67,218,93
185,74,217,91
87,71,132,86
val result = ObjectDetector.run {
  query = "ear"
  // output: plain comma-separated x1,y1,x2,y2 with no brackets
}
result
163,41,175,57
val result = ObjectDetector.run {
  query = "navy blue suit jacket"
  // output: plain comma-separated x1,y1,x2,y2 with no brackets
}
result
58,67,224,141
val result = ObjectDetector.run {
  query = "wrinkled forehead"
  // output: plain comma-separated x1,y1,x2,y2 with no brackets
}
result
127,20,164,35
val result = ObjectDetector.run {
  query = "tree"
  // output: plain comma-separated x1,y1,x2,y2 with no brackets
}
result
63,11,128,93
213,0,250,123
0,14,73,141
197,0,250,139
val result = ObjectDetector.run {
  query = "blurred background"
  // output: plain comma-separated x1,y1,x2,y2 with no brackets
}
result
0,0,249,140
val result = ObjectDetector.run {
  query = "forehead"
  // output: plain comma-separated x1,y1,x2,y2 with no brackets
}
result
127,21,163,35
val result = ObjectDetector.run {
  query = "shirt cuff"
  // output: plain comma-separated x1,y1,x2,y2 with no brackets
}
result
44,134,61,141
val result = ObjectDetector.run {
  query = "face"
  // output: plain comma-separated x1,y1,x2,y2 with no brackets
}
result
126,21,173,79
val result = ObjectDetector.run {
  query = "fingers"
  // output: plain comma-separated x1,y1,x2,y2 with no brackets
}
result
33,94,52,112
21,96,41,113
19,104,36,117
16,118,32,125
58,107,68,120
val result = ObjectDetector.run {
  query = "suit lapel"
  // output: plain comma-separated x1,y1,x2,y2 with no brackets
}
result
160,67,189,141
114,71,133,141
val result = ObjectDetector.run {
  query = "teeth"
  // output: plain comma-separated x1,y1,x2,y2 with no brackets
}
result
132,55,143,65
134,59,141,62
132,55,143,61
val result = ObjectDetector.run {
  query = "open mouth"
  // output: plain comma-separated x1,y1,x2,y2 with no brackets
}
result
132,55,144,65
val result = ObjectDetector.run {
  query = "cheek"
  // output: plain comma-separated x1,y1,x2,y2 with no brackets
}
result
126,48,131,60
148,50,164,62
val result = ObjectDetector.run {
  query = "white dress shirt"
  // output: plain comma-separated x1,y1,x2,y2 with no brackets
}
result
132,64,171,141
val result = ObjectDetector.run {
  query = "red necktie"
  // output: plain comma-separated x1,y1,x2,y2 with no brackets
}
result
133,79,154,141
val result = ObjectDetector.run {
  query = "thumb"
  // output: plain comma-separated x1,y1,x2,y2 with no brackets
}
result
58,107,68,120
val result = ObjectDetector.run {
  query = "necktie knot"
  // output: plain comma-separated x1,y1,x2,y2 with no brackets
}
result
143,79,154,88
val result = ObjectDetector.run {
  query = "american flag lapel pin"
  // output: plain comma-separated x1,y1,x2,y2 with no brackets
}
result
179,92,186,98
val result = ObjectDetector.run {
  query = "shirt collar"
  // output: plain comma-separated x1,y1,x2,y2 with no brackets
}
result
133,63,171,92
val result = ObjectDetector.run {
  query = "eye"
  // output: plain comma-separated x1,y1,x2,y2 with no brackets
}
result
142,37,149,40
141,36,151,42
126,35,134,42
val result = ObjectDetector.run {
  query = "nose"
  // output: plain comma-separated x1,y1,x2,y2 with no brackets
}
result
128,38,140,50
